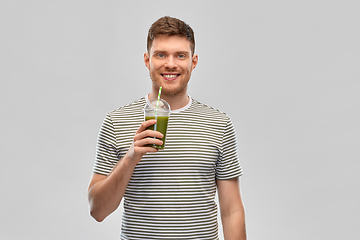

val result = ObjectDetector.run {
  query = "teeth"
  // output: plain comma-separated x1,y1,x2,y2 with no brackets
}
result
163,74,178,78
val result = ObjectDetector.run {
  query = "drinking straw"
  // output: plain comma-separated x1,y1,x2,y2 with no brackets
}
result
154,87,162,132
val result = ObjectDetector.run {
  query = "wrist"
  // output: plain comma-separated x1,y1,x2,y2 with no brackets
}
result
123,152,141,169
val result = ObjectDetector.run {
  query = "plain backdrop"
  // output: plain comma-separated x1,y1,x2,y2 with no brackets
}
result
1,0,359,239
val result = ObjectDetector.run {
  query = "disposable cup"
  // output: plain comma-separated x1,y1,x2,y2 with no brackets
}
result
144,98,170,149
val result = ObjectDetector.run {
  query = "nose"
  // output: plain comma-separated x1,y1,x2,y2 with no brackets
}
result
164,56,177,69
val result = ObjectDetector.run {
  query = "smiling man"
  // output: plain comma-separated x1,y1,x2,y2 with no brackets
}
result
88,16,246,240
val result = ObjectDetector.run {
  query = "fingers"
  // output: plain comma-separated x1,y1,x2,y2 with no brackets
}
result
134,129,163,141
133,136,163,148
136,119,157,134
134,119,164,147
126,120,164,163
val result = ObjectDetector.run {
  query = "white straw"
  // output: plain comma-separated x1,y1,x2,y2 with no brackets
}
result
154,87,162,132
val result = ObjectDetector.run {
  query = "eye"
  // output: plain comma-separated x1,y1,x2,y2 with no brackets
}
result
157,53,165,58
178,54,186,59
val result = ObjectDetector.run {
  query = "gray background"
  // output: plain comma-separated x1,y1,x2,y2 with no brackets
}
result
1,0,359,239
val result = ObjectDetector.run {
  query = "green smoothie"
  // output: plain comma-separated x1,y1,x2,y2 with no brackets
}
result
145,116,169,149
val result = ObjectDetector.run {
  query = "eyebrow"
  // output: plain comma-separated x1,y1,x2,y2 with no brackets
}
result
152,50,190,55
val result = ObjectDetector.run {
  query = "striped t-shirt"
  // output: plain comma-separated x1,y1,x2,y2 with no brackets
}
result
93,96,243,240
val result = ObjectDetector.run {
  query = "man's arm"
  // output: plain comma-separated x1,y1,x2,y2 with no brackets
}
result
87,119,163,222
217,177,246,240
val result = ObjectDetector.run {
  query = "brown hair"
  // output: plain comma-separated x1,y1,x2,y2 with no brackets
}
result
147,16,195,55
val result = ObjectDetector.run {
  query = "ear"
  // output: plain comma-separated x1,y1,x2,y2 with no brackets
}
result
191,54,198,70
144,52,150,70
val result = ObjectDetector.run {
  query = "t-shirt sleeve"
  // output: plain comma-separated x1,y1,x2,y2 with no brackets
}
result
215,117,243,180
93,114,119,175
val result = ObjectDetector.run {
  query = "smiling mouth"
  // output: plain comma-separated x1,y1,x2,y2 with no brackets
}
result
161,74,180,80
161,74,180,78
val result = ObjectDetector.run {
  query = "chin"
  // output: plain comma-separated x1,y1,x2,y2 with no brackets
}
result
152,79,188,96
162,87,187,97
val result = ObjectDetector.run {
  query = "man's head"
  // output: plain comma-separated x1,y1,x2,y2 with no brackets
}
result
147,16,195,56
144,17,198,104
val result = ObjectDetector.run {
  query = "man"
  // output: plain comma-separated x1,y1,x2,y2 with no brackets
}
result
88,16,246,240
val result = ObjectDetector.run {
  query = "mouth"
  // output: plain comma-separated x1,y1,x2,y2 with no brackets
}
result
161,73,180,80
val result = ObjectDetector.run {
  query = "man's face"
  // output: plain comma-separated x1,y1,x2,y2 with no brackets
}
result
144,35,198,97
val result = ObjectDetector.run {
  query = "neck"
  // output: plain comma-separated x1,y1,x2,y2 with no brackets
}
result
148,91,189,110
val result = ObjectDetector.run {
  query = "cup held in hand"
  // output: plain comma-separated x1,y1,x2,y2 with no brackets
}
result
144,99,170,149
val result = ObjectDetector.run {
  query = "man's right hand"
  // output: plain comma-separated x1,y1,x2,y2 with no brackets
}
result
126,119,164,164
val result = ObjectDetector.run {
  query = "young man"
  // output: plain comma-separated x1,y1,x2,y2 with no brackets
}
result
88,16,246,240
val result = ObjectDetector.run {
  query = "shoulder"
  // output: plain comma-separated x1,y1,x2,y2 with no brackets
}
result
189,98,231,121
107,97,146,118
